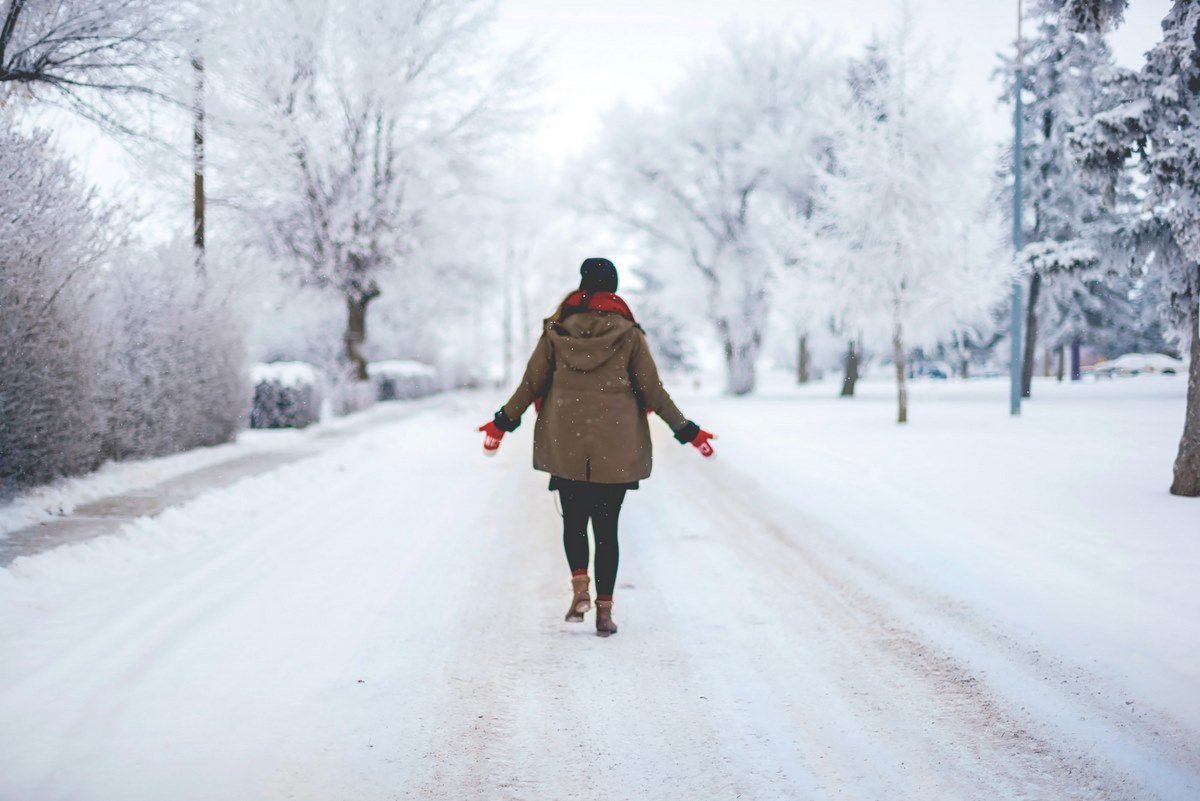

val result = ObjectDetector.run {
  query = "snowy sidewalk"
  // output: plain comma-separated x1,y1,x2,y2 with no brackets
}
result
0,395,447,567
0,378,1196,800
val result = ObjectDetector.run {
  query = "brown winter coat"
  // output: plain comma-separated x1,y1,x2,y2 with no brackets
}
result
500,310,690,484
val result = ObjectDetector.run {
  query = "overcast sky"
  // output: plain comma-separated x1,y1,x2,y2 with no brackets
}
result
491,0,1173,163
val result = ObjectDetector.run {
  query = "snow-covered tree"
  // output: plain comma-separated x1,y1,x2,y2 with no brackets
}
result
1062,0,1128,32
806,23,1011,423
1069,1,1200,496
579,29,840,395
1000,0,1126,397
0,0,180,132
225,0,527,390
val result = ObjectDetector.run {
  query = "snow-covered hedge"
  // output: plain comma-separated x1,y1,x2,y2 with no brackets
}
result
0,129,249,496
96,244,250,460
0,130,106,493
372,360,439,401
250,362,323,429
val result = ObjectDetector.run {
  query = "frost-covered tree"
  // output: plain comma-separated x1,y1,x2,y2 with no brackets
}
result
228,0,526,388
1000,0,1125,397
580,29,840,395
1069,1,1200,496
1062,0,1127,32
807,24,1010,423
0,0,178,131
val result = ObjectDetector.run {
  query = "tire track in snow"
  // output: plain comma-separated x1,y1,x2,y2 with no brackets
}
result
0,409,496,801
646,437,1193,800
405,464,759,800
4,400,1193,800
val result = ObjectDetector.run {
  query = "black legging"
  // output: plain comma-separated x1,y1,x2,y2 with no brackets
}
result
558,481,628,598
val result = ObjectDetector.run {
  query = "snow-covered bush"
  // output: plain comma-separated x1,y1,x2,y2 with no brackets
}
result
250,362,323,429
372,361,439,401
93,243,250,460
330,377,376,418
0,129,106,494
0,129,249,494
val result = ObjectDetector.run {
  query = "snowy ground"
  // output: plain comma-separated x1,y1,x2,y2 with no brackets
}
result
0,398,444,561
0,376,1196,800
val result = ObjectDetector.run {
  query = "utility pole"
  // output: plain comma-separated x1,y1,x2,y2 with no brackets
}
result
192,51,206,276
1009,0,1024,416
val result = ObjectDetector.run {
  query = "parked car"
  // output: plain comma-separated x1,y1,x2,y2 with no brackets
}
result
372,360,440,401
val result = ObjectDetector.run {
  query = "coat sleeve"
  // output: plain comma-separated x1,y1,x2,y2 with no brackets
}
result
496,332,553,431
628,329,698,442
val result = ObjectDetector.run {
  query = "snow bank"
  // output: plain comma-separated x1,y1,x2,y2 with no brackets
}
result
250,361,322,389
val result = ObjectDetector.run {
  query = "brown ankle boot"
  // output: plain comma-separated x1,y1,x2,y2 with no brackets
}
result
595,599,617,637
565,575,591,622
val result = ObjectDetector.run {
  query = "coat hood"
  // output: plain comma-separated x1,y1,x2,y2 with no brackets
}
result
545,310,636,372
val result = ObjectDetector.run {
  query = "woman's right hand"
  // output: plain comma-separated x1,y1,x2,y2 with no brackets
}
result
478,421,505,455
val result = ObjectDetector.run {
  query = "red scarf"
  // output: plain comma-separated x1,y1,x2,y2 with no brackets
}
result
562,290,636,323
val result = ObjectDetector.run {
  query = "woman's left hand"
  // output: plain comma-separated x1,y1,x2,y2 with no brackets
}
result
691,429,716,458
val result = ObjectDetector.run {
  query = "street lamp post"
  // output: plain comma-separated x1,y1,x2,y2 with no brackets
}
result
1010,0,1024,416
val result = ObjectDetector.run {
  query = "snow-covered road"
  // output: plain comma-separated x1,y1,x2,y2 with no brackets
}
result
1,384,1197,800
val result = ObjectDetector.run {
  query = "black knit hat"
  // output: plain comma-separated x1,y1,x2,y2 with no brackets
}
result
579,257,618,293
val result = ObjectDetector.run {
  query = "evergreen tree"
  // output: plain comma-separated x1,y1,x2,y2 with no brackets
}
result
1001,0,1124,396
1069,1,1200,496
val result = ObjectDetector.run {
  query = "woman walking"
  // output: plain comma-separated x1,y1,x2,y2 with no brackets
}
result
479,258,715,637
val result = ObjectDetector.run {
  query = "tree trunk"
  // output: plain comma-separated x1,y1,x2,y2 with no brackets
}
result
1070,338,1082,381
721,328,760,396
345,293,376,382
797,335,810,384
1056,345,1065,382
840,339,859,397
893,323,908,424
1170,287,1200,497
1021,273,1041,398
1043,347,1052,377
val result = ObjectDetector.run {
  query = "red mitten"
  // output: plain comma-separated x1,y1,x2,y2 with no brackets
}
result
478,421,505,455
691,429,716,458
